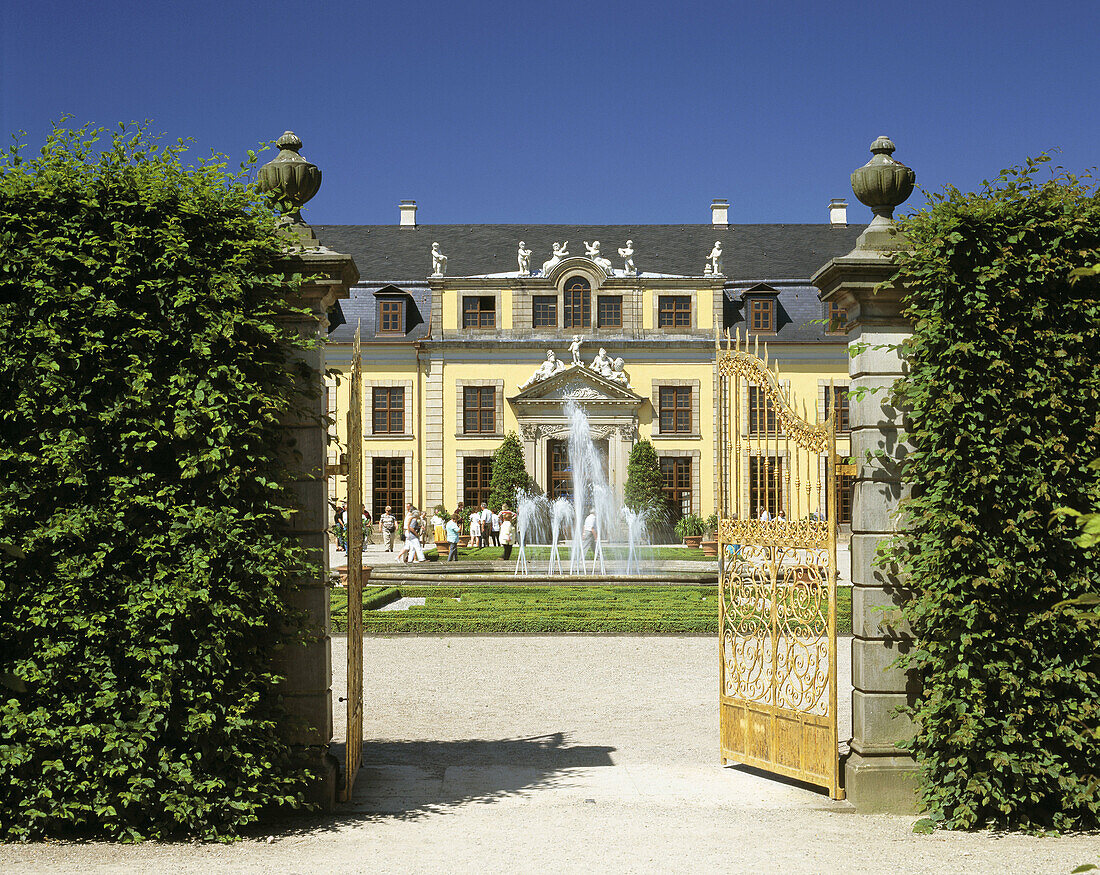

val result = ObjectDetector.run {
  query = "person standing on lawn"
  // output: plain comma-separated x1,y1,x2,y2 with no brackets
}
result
491,508,501,547
500,511,514,561
469,512,482,549
379,505,397,552
482,503,493,547
583,510,597,554
405,509,426,563
446,512,461,561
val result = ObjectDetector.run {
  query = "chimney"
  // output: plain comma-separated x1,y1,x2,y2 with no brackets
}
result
711,198,729,228
399,200,418,228
829,198,848,227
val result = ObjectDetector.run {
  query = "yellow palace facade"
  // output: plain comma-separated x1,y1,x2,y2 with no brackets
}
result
315,199,857,530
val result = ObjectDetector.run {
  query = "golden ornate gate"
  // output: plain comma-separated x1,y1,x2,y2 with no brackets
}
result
339,325,365,802
715,330,844,799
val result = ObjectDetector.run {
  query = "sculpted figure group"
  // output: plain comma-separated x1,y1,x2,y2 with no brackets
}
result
519,338,631,389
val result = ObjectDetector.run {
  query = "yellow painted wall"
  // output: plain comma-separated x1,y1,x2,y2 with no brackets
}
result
501,289,513,330
641,289,654,329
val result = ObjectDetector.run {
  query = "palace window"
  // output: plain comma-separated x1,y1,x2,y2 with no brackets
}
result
548,439,571,500
824,385,850,433
660,457,692,520
378,299,404,334
826,457,855,525
597,295,622,329
533,295,557,328
563,277,591,329
463,457,493,509
747,385,779,436
462,295,495,329
658,386,692,434
749,455,784,519
657,295,691,329
749,298,775,333
463,386,496,434
372,457,404,520
826,301,848,335
372,387,405,434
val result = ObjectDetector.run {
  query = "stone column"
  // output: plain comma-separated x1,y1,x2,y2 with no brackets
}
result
812,136,920,813
260,133,359,810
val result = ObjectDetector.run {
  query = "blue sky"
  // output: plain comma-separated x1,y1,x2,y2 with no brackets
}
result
3,0,1097,226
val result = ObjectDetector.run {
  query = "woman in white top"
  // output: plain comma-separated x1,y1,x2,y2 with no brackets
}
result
499,512,514,561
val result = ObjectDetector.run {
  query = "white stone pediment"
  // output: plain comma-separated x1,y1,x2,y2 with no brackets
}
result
509,364,643,405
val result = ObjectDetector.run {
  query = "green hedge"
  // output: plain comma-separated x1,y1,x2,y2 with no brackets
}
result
889,158,1100,832
0,125,316,840
329,585,852,636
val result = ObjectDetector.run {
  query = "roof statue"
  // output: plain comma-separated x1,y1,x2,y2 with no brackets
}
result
609,357,631,387
584,241,614,274
431,242,448,277
517,241,532,276
542,242,569,275
709,241,724,276
569,334,583,367
618,240,636,276
518,349,566,389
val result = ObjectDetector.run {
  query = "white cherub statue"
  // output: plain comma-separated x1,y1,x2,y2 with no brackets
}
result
519,349,566,389
609,357,630,387
708,241,723,276
590,347,613,378
517,241,532,276
618,240,636,276
569,334,583,367
541,241,569,275
431,242,448,277
584,240,614,274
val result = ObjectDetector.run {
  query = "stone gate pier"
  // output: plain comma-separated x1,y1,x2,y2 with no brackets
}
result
813,136,921,812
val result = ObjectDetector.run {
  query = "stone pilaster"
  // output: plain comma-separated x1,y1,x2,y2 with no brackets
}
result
272,232,358,811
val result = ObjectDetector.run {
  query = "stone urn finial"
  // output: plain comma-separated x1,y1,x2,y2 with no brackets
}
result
257,131,322,224
850,135,915,249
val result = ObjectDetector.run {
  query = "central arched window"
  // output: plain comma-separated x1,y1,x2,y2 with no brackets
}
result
563,276,591,329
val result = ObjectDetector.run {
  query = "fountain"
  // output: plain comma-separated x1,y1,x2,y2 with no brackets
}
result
512,401,663,577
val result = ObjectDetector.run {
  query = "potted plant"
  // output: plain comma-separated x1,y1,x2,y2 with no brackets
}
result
700,512,720,557
674,513,707,548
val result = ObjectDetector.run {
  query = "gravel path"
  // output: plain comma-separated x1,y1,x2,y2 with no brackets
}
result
3,635,1096,874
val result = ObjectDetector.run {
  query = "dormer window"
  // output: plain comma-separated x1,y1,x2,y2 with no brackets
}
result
740,283,779,335
749,298,774,333
378,298,404,334
462,295,495,329
826,301,848,335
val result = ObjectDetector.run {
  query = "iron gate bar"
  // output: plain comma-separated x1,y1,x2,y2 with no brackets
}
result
340,324,365,803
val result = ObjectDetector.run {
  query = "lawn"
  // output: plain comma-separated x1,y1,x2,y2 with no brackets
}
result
329,585,852,636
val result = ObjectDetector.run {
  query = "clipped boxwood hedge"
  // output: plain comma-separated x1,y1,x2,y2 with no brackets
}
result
0,125,317,840
889,158,1100,832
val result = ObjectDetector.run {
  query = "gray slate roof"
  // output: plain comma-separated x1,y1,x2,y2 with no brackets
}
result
318,223,861,345
314,223,861,281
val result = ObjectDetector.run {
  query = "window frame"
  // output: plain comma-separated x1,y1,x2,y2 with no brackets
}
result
462,457,494,509
826,301,848,335
372,457,405,521
461,295,496,330
747,385,779,436
596,294,622,329
371,386,405,435
657,295,691,329
532,295,558,328
658,386,693,435
748,454,784,519
659,456,693,520
462,386,496,434
824,384,850,433
563,277,591,329
378,298,405,334
748,297,775,334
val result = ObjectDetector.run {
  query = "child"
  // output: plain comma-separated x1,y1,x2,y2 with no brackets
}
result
469,513,482,549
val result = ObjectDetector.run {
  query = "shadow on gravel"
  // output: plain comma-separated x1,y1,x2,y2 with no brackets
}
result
284,732,616,831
